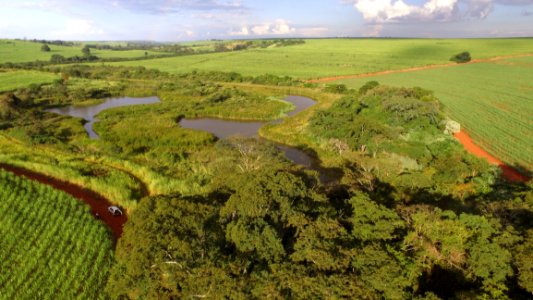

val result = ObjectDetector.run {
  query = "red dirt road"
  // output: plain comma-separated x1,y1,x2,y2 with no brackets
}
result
308,53,533,83
453,131,530,183
0,163,127,239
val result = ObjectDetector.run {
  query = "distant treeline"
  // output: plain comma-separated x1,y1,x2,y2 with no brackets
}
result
2,39,306,69
28,39,77,47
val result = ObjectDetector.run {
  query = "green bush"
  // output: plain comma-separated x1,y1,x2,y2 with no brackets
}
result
450,51,471,63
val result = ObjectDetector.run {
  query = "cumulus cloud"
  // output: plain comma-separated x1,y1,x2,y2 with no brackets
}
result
230,20,296,36
344,0,533,23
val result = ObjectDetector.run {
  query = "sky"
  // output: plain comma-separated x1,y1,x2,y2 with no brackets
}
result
0,0,532,41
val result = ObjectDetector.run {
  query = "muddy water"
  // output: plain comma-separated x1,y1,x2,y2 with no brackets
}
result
47,96,161,139
180,96,317,167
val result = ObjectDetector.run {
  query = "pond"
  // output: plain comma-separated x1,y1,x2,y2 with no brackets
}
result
180,95,317,167
46,96,161,139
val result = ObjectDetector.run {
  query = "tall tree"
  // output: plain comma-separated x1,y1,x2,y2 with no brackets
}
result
40,44,50,52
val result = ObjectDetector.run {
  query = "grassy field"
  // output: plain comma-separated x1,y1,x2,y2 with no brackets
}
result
0,39,162,63
332,56,533,170
102,38,533,78
0,168,113,299
0,70,59,92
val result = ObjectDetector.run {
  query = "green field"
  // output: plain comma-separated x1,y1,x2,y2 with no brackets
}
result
102,38,533,78
0,70,59,92
0,40,162,63
332,56,533,170
0,168,113,299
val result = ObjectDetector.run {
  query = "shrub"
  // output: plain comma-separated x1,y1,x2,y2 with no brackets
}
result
359,81,380,95
450,51,471,63
323,83,348,94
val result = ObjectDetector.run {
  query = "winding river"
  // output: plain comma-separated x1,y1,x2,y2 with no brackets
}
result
48,95,318,168
179,95,317,167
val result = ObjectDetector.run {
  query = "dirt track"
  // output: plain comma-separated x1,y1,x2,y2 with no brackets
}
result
453,131,529,183
0,163,127,239
308,53,533,83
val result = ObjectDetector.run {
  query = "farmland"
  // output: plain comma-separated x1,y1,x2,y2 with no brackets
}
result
331,56,533,170
103,38,533,78
0,70,59,92
0,39,163,64
0,168,113,300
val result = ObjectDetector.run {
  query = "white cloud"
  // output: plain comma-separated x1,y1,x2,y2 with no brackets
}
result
251,24,270,35
236,20,296,36
271,19,295,34
344,0,532,23
50,19,104,39
228,20,330,37
349,0,459,23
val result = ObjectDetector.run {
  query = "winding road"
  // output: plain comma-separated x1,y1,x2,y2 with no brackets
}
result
0,163,127,239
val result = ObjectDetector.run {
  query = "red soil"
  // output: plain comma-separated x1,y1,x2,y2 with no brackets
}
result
0,163,127,239
308,53,533,83
453,131,530,183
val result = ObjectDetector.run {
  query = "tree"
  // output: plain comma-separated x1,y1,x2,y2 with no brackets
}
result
82,45,91,56
220,169,327,263
40,44,51,52
514,229,533,294
349,193,404,242
50,54,65,63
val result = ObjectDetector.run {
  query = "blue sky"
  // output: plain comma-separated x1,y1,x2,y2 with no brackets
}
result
0,0,531,41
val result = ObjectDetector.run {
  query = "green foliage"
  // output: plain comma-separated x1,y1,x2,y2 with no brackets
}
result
351,243,414,299
514,229,533,294
359,80,380,95
450,51,472,63
220,169,326,262
0,168,114,299
40,43,50,52
349,193,405,241
403,208,513,298
82,45,91,56
323,83,348,94
309,85,493,196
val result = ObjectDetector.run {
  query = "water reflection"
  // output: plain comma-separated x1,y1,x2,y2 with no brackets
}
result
47,96,160,139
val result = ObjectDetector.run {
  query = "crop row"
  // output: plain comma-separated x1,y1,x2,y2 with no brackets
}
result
0,169,114,300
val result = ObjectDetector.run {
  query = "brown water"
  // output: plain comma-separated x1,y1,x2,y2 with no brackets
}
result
47,96,161,139
180,96,317,167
